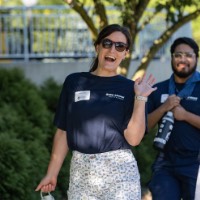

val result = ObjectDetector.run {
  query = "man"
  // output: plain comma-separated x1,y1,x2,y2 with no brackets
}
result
147,37,200,200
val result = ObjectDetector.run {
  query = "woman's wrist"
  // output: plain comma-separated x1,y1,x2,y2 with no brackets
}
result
135,95,148,102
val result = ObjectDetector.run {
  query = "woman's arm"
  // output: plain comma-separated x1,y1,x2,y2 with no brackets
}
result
124,74,157,146
124,99,146,146
35,128,69,193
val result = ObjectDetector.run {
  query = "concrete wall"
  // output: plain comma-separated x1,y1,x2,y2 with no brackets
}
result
0,59,199,85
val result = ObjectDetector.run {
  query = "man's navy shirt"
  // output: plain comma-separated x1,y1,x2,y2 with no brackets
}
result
148,78,200,165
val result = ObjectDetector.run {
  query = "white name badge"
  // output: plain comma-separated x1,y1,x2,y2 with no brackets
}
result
75,91,90,102
161,94,169,103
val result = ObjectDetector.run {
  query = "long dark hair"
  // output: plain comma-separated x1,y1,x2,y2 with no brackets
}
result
89,24,132,72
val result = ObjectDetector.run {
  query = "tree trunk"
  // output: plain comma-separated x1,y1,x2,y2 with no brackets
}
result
132,9,200,80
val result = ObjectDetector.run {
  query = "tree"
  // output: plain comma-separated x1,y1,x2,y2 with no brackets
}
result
64,0,200,79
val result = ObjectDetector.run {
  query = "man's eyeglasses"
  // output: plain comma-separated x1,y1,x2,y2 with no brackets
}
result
101,38,128,52
172,52,196,60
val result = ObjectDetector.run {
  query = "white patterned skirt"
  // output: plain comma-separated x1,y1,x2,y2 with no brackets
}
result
67,149,141,200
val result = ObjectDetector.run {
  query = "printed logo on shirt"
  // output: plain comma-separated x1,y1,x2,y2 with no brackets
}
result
75,91,90,102
106,93,125,100
161,94,169,103
186,96,198,101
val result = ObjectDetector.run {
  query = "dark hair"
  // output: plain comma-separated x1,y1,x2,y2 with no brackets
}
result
170,37,199,58
89,24,132,72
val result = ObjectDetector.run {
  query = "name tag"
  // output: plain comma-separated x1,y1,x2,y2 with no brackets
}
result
75,91,90,102
161,94,169,103
186,96,198,101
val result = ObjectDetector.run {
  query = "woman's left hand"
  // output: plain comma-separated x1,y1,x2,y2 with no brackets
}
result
134,74,157,97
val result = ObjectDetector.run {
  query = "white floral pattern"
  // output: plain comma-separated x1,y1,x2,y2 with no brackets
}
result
67,149,141,200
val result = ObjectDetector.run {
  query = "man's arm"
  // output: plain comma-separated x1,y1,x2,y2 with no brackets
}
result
173,105,200,130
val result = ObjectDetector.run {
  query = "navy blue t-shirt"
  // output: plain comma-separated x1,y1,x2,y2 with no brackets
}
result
148,79,200,165
54,72,136,154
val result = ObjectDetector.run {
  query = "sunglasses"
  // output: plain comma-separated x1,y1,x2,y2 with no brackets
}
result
101,38,128,52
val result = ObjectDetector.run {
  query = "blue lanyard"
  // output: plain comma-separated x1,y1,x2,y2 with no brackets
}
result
168,71,200,98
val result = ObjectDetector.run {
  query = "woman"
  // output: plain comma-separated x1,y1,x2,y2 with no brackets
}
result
35,24,156,199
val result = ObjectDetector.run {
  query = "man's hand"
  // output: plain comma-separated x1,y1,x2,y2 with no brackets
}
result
172,105,187,121
163,95,181,112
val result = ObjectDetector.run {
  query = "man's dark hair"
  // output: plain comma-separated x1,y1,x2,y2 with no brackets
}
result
170,37,199,58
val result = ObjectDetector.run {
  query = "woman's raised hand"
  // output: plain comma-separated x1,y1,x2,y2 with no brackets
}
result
134,74,157,97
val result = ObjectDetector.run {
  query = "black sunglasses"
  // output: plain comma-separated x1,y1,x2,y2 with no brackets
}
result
101,38,128,52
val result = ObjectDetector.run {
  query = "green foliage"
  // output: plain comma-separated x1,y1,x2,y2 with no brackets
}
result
39,78,62,113
37,0,65,6
133,127,158,187
192,15,200,45
0,68,51,200
1,0,22,6
0,134,29,198
38,78,62,152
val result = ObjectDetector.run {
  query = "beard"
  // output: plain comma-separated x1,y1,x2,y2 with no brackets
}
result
171,61,197,78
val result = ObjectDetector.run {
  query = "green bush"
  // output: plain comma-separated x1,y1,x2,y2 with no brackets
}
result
0,68,51,200
134,127,158,187
39,78,62,113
